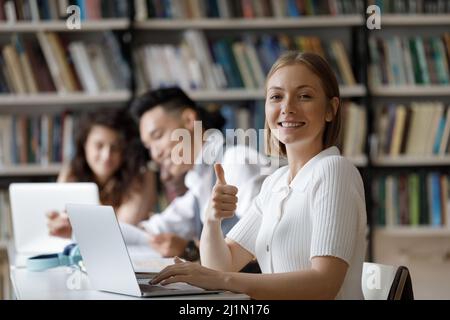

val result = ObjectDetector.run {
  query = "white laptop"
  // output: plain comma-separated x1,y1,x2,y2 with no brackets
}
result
9,183,99,255
66,203,222,298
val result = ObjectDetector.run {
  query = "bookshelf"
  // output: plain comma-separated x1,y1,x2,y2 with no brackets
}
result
365,2,450,298
372,156,450,167
381,14,450,26
374,226,450,237
347,155,369,167
0,19,130,32
370,85,450,97
133,15,364,29
0,90,131,107
0,164,62,177
0,6,370,189
0,0,133,300
0,157,369,177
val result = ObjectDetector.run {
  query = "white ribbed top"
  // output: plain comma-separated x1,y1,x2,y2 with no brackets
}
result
227,146,367,300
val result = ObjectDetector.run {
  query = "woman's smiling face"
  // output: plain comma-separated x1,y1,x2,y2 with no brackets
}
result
265,63,335,150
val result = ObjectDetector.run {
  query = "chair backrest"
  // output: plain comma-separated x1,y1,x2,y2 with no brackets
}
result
362,262,414,300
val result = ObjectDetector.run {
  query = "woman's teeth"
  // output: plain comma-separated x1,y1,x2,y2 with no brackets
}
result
279,122,304,128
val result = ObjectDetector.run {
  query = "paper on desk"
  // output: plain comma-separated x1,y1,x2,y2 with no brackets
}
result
119,222,151,246
127,244,161,261
132,257,175,273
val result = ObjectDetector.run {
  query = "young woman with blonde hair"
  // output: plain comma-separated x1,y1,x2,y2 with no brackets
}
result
150,52,367,300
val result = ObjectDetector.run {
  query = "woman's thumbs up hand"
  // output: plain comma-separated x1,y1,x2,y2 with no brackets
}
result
208,163,238,222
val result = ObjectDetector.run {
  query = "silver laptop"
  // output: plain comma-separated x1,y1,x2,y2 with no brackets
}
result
66,203,221,298
9,183,99,255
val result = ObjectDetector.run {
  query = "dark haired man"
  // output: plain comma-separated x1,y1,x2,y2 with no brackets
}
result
131,87,273,262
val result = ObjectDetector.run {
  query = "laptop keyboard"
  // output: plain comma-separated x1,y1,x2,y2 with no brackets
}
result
137,278,153,285
137,278,179,292
139,283,179,292
136,274,220,295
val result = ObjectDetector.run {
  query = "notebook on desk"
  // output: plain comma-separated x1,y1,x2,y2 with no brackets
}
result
66,203,222,298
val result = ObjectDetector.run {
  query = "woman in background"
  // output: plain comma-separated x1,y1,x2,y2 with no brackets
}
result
47,109,157,238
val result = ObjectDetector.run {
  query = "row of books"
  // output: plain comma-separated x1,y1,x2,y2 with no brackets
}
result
341,102,366,158
368,0,450,14
217,102,265,131
368,34,450,86
374,102,450,157
0,112,78,166
0,99,367,167
373,172,450,228
0,104,264,166
133,30,357,92
0,31,130,94
0,0,129,22
134,0,364,20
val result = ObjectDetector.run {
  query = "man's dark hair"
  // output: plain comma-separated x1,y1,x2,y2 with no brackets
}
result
130,87,225,130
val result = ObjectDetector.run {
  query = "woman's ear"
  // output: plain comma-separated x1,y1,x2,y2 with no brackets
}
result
181,108,198,131
326,97,339,122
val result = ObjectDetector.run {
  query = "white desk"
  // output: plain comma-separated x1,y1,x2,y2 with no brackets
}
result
10,266,248,300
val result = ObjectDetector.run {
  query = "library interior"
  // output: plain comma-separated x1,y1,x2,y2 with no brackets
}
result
0,0,450,300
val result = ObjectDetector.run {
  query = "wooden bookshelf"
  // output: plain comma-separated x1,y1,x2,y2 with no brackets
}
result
370,85,450,97
134,15,364,30
0,91,131,107
374,226,450,237
183,85,366,101
372,156,450,167
0,19,130,32
186,89,265,101
344,155,367,167
0,164,62,176
347,155,368,167
0,156,369,178
340,85,367,97
381,14,450,26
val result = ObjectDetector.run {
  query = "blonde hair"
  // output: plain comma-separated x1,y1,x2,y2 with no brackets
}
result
264,51,342,157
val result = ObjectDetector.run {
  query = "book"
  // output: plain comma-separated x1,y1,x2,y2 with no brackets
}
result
389,104,407,156
439,107,450,155
37,32,67,93
14,35,38,93
69,42,100,93
2,44,27,94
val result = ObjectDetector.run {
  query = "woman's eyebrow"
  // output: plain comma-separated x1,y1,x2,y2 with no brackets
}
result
296,85,316,91
268,86,283,91
268,85,316,91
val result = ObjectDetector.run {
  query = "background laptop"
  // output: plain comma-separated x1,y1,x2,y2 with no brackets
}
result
9,183,99,256
66,203,221,298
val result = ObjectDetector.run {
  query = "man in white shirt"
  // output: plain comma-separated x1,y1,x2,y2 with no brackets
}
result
131,87,274,261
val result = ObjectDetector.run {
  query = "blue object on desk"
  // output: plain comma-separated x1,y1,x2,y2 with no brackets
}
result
26,243,82,272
